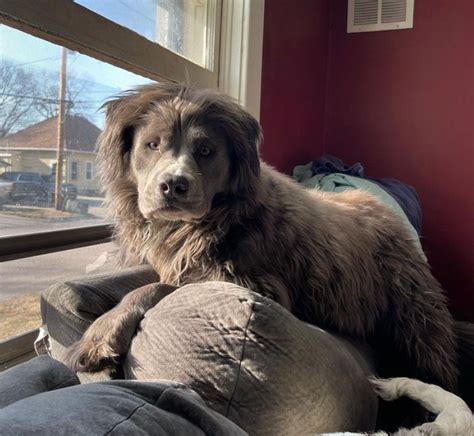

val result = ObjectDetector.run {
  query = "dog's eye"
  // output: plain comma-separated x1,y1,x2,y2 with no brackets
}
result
199,146,211,157
146,140,161,151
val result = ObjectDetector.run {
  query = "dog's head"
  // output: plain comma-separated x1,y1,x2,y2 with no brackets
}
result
98,83,262,222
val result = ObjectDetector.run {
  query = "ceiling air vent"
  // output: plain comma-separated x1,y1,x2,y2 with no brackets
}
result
347,0,414,33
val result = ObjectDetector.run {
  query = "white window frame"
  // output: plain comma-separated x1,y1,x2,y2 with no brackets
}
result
219,0,265,120
85,160,93,181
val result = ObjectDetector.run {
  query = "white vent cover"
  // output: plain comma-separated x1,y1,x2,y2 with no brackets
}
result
347,0,414,33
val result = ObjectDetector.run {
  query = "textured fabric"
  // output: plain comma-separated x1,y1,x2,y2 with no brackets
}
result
0,355,79,408
124,282,378,435
310,155,364,177
294,155,422,235
0,364,246,436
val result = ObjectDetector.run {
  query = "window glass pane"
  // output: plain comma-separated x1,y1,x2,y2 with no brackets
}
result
0,242,119,340
0,25,151,237
71,161,79,180
85,161,93,180
75,0,217,69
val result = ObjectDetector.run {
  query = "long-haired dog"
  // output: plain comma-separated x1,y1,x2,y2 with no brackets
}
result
66,83,471,404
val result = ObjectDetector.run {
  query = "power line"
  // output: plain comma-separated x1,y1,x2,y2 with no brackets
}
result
2,57,60,70
1,92,59,103
117,0,155,24
0,92,106,104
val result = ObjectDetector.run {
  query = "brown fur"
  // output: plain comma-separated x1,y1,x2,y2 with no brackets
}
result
84,83,459,390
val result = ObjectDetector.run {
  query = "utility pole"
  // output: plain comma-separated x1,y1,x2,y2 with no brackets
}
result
55,47,67,210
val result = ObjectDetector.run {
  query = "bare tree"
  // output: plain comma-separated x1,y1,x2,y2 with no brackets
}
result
33,69,93,120
32,70,61,120
0,59,97,138
0,60,38,137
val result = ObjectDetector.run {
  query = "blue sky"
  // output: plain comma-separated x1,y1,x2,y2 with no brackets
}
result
76,0,158,41
0,1,158,128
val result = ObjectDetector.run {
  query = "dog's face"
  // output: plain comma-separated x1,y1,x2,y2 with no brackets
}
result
131,103,231,221
98,84,262,222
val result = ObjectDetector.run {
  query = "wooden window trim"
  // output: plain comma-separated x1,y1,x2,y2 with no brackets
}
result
0,329,39,371
0,225,112,263
0,0,220,88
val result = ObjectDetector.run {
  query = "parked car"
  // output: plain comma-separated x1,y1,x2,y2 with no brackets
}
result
0,172,47,201
41,175,78,201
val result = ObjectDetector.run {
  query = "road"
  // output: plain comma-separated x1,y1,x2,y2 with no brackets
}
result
0,214,104,237
0,198,118,301
0,241,118,300
0,196,107,237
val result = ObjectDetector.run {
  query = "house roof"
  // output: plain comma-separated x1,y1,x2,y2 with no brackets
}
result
0,115,102,153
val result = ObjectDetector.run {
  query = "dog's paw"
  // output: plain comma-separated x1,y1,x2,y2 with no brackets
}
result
64,337,119,373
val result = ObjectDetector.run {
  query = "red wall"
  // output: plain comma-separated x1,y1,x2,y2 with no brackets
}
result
259,0,329,173
260,1,474,320
325,1,474,320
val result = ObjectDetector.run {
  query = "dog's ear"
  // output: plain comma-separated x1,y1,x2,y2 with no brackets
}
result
97,96,137,185
204,95,262,196
97,83,181,186
228,109,262,196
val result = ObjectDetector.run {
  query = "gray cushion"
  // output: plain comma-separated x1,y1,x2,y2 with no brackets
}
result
0,379,246,436
124,282,378,435
0,356,78,409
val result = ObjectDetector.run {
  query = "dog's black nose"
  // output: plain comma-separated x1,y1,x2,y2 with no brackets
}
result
159,176,189,198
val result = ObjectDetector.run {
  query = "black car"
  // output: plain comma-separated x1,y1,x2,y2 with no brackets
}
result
41,175,78,201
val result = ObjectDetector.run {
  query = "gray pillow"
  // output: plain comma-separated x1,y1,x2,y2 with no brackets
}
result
124,282,378,435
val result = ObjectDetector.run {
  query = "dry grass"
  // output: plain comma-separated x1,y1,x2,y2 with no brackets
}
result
0,293,42,341
0,205,75,220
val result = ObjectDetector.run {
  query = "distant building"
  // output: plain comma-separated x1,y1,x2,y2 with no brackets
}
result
0,115,101,195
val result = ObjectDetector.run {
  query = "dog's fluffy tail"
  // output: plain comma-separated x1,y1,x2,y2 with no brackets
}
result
369,377,473,436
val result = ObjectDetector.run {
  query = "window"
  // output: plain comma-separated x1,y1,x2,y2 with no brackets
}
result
85,161,93,181
0,26,150,236
0,0,264,367
76,0,219,69
0,26,153,345
71,161,79,181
